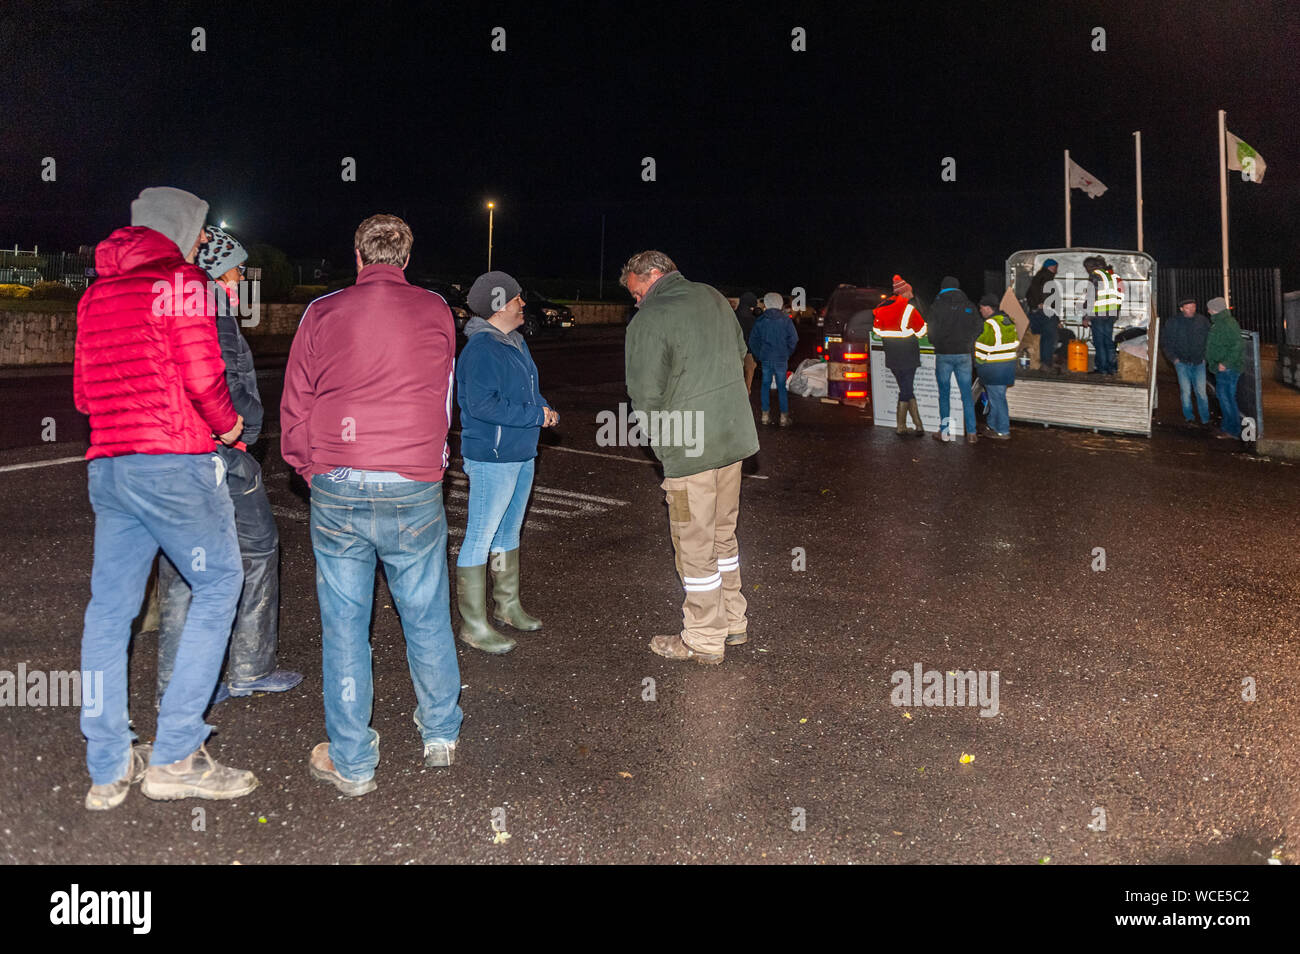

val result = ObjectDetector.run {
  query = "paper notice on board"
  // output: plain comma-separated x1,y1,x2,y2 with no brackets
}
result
1000,286,1029,340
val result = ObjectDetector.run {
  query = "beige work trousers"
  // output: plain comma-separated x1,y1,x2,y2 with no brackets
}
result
661,461,746,654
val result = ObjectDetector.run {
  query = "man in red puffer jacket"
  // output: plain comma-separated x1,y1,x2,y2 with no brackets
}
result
75,186,259,811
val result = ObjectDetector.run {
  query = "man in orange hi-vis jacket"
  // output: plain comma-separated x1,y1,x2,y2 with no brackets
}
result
871,275,927,436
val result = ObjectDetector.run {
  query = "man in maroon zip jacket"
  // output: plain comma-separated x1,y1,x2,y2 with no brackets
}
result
76,186,257,810
282,213,461,796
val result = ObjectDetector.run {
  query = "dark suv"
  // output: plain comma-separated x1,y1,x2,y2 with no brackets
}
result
414,279,472,333
522,292,574,338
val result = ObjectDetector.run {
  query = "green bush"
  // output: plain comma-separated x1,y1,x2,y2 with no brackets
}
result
289,285,328,303
0,284,32,299
246,244,295,302
28,281,81,301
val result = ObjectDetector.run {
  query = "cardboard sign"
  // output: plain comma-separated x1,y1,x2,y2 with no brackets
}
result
1000,286,1030,340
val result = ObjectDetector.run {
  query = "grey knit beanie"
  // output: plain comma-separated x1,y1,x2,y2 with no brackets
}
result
130,187,209,256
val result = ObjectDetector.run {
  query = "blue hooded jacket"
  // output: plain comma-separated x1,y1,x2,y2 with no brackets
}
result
748,308,798,365
456,316,551,462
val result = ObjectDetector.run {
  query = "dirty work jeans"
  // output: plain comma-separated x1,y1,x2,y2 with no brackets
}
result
760,361,789,414
81,453,242,784
935,353,976,436
156,445,279,699
1091,319,1117,373
457,457,534,568
1213,368,1242,437
1174,360,1210,424
310,473,462,782
661,460,746,654
984,383,1010,435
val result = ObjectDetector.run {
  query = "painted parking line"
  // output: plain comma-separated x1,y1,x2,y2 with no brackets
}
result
0,455,86,473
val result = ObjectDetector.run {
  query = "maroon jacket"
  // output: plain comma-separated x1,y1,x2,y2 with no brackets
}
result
280,264,456,483
74,227,238,460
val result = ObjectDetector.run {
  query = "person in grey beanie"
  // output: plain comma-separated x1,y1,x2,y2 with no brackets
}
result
454,270,558,654
155,225,302,706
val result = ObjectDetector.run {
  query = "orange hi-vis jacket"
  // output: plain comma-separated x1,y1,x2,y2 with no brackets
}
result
872,296,928,339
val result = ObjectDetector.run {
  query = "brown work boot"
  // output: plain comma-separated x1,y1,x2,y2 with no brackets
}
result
140,743,259,801
966,432,978,444
309,742,377,797
649,633,723,665
85,743,151,811
725,629,748,646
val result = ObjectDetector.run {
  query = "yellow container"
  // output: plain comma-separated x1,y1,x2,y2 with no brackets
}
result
1067,338,1089,372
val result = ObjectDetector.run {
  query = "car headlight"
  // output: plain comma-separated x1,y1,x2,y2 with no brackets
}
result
543,308,559,317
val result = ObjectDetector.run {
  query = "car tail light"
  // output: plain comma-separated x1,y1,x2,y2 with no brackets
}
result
844,371,866,379
843,352,867,360
845,390,866,398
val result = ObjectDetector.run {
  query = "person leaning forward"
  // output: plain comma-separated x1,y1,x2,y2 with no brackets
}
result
622,251,760,664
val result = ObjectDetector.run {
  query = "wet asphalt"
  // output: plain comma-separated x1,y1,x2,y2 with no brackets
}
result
1,325,1298,865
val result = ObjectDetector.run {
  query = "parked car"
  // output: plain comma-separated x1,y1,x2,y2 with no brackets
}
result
413,279,472,333
816,284,889,336
522,291,574,338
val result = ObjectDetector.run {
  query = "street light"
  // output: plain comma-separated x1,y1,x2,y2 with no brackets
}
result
486,201,495,271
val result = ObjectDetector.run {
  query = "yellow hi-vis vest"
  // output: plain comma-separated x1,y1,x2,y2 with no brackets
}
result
1091,268,1123,316
975,314,1019,364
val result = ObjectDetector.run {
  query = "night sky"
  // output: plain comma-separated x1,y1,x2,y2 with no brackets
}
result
3,0,1298,301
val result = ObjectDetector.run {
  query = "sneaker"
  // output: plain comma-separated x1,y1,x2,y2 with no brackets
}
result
140,743,259,801
648,633,724,665
779,413,792,427
725,629,748,646
227,669,305,697
966,433,978,444
422,739,458,768
309,742,377,796
760,411,770,425
85,743,151,811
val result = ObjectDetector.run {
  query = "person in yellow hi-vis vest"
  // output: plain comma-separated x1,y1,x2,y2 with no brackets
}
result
1082,254,1123,375
974,293,1019,440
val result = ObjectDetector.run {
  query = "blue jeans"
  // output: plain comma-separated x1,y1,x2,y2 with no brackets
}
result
934,353,976,436
458,457,535,568
1174,361,1210,424
1091,319,1117,373
310,473,462,782
1213,368,1242,437
891,367,916,402
82,453,243,783
984,384,1009,435
761,361,789,413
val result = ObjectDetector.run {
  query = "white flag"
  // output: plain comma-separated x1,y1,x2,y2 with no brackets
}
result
1225,130,1267,183
1068,158,1108,198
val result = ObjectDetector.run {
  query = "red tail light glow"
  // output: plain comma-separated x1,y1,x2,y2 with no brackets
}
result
843,352,867,360
845,390,866,398
844,371,866,379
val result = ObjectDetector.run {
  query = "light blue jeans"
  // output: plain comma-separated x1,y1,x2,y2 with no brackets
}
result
457,457,535,567
1174,360,1210,424
310,473,462,782
935,353,976,435
82,453,243,783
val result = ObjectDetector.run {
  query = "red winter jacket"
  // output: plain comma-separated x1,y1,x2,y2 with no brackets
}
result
73,227,238,460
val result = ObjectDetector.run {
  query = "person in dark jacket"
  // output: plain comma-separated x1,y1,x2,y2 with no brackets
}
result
1025,259,1059,371
1162,297,1212,428
735,291,759,394
1204,296,1244,439
456,270,557,655
156,225,301,707
748,292,799,426
927,276,983,444
870,275,927,436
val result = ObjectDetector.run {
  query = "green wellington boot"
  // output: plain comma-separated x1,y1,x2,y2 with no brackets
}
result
456,565,516,654
491,549,543,631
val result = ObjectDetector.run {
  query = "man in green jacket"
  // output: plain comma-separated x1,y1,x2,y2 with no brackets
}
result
1204,296,1244,440
622,250,760,664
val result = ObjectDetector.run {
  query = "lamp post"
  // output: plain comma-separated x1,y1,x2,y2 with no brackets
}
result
486,201,495,271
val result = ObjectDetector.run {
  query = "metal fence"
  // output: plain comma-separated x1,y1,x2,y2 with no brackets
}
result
1158,266,1282,344
0,247,96,290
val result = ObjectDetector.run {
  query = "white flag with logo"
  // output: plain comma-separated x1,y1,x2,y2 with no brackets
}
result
1068,158,1108,198
1225,130,1267,183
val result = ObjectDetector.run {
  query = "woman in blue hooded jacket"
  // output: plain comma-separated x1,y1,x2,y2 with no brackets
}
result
455,271,558,654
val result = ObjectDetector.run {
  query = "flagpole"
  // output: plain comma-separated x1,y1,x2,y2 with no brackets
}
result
1064,149,1072,247
1218,109,1230,305
1134,131,1144,252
